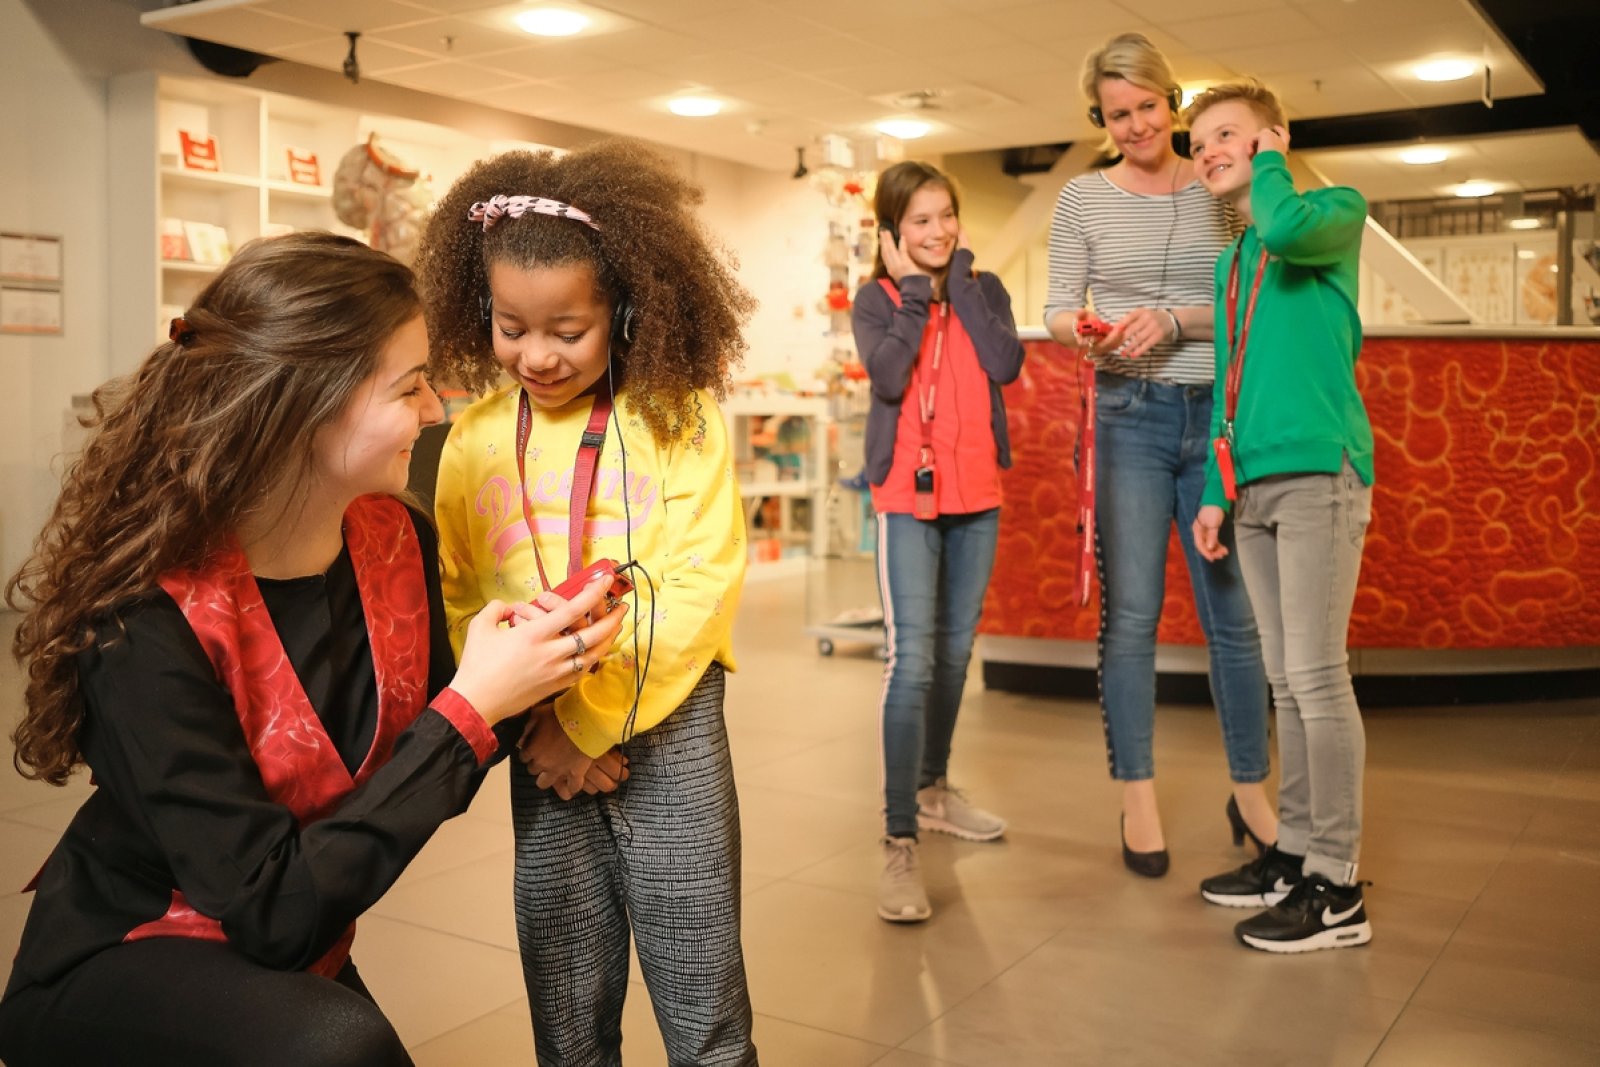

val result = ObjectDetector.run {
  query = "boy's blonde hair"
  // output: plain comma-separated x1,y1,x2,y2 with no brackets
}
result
1184,79,1289,132
1079,32,1182,106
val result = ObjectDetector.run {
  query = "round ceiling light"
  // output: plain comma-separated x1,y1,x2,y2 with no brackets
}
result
515,7,590,36
669,97,722,117
1399,145,1448,165
876,118,931,140
1413,58,1476,82
1452,180,1497,198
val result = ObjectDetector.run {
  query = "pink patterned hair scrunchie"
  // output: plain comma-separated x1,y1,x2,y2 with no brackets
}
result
467,195,600,232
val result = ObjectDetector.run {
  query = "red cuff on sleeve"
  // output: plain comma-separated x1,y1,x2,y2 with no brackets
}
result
431,687,496,765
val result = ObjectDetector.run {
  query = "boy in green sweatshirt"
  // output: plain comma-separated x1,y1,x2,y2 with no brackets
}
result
1185,80,1376,954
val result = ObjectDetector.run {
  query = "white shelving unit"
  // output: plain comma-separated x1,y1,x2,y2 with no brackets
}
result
105,73,555,373
108,72,361,367
722,393,830,577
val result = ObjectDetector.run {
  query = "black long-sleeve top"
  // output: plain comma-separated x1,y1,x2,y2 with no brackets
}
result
3,509,513,998
852,248,1026,486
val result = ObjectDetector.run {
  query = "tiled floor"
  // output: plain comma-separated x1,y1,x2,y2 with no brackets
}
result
2,571,1598,1065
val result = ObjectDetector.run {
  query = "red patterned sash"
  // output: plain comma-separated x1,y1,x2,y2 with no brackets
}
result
131,494,429,977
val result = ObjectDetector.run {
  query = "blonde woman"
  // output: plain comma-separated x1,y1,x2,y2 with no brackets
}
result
1044,33,1275,876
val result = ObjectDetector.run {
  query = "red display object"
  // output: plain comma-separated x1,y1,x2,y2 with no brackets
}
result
286,147,321,186
983,335,1600,651
178,130,219,172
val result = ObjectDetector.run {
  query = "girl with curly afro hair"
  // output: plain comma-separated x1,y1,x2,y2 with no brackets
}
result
413,139,759,1066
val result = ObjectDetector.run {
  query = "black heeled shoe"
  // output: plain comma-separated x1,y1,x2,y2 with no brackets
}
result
1121,814,1170,878
1226,796,1269,855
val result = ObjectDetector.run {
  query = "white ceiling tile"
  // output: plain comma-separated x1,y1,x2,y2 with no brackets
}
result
1116,0,1289,20
717,73,859,109
259,0,435,33
382,60,526,96
1291,0,1479,34
985,0,1147,39
1211,40,1363,77
545,68,704,103
751,33,886,74
674,7,837,48
366,16,520,58
147,8,325,51
468,80,596,116
589,26,706,65
639,52,786,85
1163,6,1326,51
474,41,621,79
940,41,1073,82
277,35,438,75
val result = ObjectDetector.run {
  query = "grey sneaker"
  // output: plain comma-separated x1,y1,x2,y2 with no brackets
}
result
917,778,1006,842
878,836,932,923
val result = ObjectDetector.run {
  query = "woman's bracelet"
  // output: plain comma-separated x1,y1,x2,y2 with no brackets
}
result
1162,308,1183,341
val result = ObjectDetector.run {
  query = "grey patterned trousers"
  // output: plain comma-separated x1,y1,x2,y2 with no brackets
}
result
510,664,758,1066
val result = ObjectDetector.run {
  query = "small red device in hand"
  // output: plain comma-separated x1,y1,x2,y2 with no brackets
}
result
550,558,634,610
1078,315,1113,340
519,558,635,634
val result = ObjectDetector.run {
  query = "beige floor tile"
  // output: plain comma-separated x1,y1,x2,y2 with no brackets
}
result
350,912,526,1049
369,850,518,951
738,783,880,880
1370,1005,1600,1066
868,1052,966,1067
900,929,1406,1067
409,1000,535,1066
0,792,88,835
464,760,514,828
739,879,1061,1047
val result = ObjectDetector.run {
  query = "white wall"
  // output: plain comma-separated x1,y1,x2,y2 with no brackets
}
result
0,1,121,584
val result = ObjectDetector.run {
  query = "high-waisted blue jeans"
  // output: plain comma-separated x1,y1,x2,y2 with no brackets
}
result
875,508,1000,838
1093,372,1270,783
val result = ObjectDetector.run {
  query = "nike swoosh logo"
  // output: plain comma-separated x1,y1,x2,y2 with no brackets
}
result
1273,878,1295,893
1323,902,1362,925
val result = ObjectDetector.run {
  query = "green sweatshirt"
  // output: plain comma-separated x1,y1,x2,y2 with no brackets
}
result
1202,150,1375,510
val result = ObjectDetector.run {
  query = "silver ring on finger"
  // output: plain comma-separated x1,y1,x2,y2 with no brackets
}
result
571,654,585,674
572,632,586,657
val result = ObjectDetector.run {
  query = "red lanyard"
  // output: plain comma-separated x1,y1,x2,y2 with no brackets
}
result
515,385,613,592
1075,351,1096,606
917,303,949,463
1223,240,1271,437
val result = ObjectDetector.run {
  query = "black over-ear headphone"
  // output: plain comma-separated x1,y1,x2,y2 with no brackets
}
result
480,290,638,349
1088,87,1183,128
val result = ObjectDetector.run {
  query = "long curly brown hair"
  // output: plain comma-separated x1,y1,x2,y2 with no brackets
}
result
414,139,754,443
6,232,421,785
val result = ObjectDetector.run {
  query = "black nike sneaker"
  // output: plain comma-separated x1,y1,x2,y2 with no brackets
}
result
1234,874,1373,954
1200,844,1303,907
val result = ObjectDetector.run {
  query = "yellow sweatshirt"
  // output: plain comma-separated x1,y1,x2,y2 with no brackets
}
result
435,385,745,757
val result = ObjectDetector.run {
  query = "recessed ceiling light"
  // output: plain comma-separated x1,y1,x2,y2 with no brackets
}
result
876,118,930,140
515,7,590,36
1399,145,1448,165
668,97,722,117
1507,217,1542,230
1452,180,1496,198
1414,58,1476,82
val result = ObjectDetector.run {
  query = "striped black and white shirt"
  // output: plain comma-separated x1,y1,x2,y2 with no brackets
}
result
1045,171,1240,385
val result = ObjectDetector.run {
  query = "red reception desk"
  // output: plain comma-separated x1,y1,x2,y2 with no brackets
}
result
981,327,1600,700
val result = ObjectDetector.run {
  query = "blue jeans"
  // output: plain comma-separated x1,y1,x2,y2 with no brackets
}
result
876,508,1000,838
1093,373,1270,782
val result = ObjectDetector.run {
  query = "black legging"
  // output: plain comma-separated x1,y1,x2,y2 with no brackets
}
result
0,939,412,1066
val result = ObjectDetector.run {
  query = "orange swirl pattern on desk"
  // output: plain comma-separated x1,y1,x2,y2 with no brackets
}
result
982,337,1600,649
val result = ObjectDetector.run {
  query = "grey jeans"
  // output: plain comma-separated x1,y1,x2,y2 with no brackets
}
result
1233,460,1372,885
